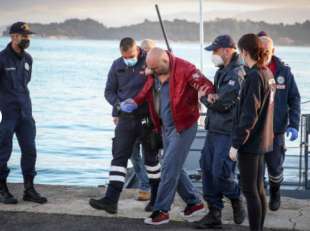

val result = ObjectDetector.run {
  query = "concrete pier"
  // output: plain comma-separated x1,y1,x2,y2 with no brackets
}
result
0,183,309,230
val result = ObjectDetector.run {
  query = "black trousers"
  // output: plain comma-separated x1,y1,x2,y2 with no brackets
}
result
239,153,266,231
105,116,161,203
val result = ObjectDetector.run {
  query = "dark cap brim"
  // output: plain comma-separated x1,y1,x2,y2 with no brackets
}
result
205,44,218,51
10,31,35,35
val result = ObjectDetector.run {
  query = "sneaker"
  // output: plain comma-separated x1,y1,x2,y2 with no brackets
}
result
182,203,205,218
136,191,150,201
144,210,170,225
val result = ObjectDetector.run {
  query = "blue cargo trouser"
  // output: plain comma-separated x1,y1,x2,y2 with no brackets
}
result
200,131,240,209
265,134,285,187
0,113,37,180
154,123,201,212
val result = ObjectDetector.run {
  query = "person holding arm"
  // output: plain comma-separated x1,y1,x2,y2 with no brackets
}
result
120,48,215,225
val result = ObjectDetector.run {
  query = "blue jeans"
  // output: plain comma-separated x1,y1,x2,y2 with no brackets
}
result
130,140,150,192
154,124,200,212
200,132,240,209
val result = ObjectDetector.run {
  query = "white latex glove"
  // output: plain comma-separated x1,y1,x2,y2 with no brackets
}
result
112,117,119,126
229,147,238,162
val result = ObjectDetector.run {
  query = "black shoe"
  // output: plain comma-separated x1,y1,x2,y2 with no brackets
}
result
231,198,246,224
89,197,117,214
23,187,48,204
0,179,18,204
193,207,222,229
269,186,281,211
145,202,153,212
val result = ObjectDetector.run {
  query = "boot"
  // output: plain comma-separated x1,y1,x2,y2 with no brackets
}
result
23,176,47,204
89,197,118,214
194,206,222,229
269,184,281,211
145,179,160,212
230,197,246,224
0,179,18,204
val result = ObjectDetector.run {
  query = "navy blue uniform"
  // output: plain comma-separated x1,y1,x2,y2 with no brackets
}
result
265,56,301,186
103,49,160,203
0,43,37,180
200,53,244,209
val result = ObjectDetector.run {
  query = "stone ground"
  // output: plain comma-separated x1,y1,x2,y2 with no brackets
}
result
0,183,309,231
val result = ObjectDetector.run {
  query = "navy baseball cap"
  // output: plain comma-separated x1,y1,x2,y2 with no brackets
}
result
9,22,35,35
257,31,268,37
205,35,236,51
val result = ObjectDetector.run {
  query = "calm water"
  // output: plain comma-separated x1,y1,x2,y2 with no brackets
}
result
0,37,309,186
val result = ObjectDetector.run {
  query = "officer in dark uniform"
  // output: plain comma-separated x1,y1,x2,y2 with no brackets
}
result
0,22,47,204
89,37,161,214
258,32,301,211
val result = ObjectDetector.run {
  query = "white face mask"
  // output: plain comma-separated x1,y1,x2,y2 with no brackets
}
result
211,54,224,67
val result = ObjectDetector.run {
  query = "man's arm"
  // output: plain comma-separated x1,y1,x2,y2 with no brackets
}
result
188,67,215,95
104,63,119,116
133,75,154,105
287,69,301,131
202,67,244,112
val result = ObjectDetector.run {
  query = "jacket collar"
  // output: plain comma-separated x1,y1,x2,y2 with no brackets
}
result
6,42,25,60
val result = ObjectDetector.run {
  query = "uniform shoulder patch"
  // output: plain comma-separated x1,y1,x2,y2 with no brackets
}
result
25,62,30,71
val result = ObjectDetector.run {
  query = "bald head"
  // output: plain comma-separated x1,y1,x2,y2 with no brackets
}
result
141,39,156,53
259,36,275,64
146,48,170,76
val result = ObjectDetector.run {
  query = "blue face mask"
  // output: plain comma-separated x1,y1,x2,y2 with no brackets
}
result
239,56,246,66
123,57,138,67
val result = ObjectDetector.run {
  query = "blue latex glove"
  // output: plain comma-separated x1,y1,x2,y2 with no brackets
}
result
286,127,298,141
120,99,137,113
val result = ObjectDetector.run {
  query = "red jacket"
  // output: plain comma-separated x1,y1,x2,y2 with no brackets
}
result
134,52,215,133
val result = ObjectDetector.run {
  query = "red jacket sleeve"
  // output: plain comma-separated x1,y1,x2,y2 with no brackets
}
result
187,66,215,95
134,75,155,105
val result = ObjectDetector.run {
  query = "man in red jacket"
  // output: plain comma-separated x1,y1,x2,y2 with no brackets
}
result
121,48,215,225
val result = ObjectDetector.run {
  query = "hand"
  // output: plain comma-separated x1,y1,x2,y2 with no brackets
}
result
112,117,119,125
145,67,154,76
286,127,298,141
198,88,206,100
207,93,219,104
120,99,138,113
229,147,238,162
197,85,211,96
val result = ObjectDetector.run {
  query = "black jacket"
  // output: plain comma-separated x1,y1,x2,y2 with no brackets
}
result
201,53,245,134
0,43,33,119
104,48,148,117
232,65,276,155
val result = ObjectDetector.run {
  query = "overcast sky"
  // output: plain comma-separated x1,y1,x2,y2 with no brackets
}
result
0,0,310,27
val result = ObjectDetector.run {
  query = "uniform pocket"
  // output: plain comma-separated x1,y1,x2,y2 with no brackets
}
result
222,159,235,179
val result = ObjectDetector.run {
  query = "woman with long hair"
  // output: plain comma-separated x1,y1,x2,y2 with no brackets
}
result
229,33,276,231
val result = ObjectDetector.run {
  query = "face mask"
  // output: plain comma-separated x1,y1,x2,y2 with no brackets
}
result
18,39,30,50
211,54,224,67
239,56,246,65
123,57,138,67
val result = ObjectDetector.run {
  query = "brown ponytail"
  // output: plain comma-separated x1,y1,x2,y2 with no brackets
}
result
238,33,269,68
